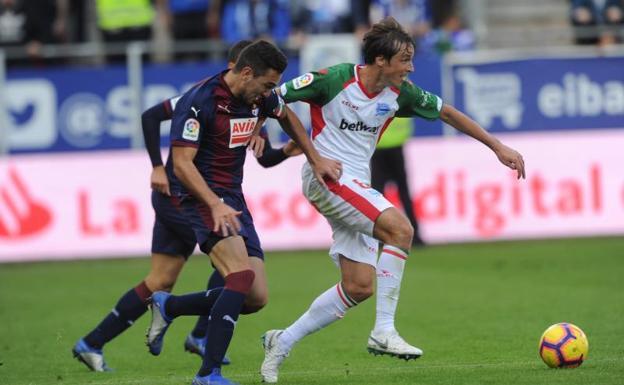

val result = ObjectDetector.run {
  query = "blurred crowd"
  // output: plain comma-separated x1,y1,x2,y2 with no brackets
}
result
569,0,624,46
1,0,623,68
0,0,475,67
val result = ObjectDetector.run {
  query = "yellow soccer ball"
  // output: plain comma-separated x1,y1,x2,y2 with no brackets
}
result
539,323,588,368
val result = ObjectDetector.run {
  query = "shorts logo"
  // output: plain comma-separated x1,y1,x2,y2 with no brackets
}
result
229,117,258,148
182,118,200,141
292,73,314,90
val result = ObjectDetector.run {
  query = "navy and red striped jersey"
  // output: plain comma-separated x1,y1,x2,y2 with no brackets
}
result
167,69,285,195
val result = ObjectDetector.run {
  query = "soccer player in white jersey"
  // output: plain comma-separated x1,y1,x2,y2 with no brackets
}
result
260,17,526,383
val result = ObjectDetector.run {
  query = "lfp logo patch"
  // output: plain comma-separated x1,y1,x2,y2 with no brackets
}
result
182,118,200,141
293,73,314,90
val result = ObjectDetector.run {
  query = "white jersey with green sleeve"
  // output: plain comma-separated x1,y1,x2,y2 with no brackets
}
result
279,63,443,182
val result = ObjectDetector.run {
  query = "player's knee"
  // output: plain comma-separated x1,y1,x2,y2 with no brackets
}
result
144,274,177,292
342,280,374,303
241,295,268,314
224,269,256,295
388,220,413,250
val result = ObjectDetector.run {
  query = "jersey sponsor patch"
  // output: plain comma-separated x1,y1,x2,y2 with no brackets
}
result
182,118,200,141
229,117,259,148
292,73,314,90
375,102,391,116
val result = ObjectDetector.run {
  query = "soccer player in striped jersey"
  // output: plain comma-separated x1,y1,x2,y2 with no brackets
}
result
260,17,525,383
72,40,303,374
143,40,339,385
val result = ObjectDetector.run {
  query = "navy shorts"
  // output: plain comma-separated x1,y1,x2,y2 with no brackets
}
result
151,191,197,259
178,189,264,259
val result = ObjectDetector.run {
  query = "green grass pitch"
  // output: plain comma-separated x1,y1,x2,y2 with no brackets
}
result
1,237,623,385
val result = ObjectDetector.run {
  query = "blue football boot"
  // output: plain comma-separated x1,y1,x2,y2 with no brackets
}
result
146,291,173,355
191,368,239,385
184,334,231,365
72,338,112,372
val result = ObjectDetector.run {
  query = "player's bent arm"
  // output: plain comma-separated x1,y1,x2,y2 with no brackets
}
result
142,102,173,168
277,106,342,184
440,104,526,179
171,146,242,235
257,135,289,168
439,104,501,150
142,102,174,195
277,107,319,163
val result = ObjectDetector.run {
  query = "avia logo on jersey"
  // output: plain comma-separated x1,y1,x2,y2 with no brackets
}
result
339,119,380,134
229,117,259,148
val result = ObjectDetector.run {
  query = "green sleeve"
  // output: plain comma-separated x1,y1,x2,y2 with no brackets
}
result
395,81,443,120
279,71,329,105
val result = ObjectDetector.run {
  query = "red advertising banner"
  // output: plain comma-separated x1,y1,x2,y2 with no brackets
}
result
1,129,623,262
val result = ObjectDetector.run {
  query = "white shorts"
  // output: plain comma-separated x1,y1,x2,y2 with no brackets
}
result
302,164,394,267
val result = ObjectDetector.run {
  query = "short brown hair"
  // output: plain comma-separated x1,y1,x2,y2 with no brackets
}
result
233,40,288,76
227,40,253,63
362,17,415,64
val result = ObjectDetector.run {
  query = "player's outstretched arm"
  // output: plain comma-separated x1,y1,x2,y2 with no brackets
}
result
277,106,342,187
171,146,242,236
440,104,526,179
142,101,174,195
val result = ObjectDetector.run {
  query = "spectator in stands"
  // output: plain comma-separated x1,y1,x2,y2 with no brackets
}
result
370,0,431,40
0,0,67,67
570,0,624,45
219,0,291,45
421,1,475,54
157,0,220,40
95,0,158,61
288,0,353,47
156,0,221,60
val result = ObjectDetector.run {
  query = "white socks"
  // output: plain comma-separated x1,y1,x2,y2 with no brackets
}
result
278,282,357,352
374,245,408,333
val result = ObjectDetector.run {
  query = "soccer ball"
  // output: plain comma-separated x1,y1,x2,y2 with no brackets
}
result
539,322,588,368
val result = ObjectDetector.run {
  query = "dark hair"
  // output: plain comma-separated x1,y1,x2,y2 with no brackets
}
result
233,40,288,76
227,40,253,63
362,17,415,64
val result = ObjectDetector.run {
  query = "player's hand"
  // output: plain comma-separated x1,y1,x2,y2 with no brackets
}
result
151,165,171,196
248,136,266,158
311,157,342,189
494,143,526,179
209,201,242,237
282,140,303,157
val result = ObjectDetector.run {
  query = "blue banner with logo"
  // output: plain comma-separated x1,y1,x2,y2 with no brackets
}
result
450,56,624,133
5,54,443,154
